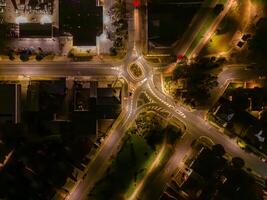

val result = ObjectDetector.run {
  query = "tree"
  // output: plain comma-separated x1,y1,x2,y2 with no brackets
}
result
135,113,164,150
201,74,218,90
109,0,128,52
67,49,74,58
214,4,224,14
212,144,225,157
20,53,29,62
173,65,188,80
232,157,245,169
109,47,117,56
135,112,162,136
173,63,218,106
8,49,15,61
36,53,45,61
166,125,181,145
248,18,267,60
145,129,164,150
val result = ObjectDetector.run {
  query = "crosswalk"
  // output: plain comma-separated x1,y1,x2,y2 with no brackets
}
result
145,105,171,118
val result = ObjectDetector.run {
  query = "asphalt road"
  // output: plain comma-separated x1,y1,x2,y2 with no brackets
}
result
139,77,267,200
148,76,267,174
65,78,150,200
65,5,146,199
61,1,267,199
0,62,121,76
208,64,261,106
166,0,231,73
189,0,234,58
173,0,218,54
0,1,266,200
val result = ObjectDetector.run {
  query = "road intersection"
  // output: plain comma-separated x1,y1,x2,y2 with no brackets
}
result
0,1,266,200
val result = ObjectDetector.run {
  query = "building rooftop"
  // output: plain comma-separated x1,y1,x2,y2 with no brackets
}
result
74,82,121,119
0,84,21,124
148,0,201,47
59,0,103,46
19,23,52,38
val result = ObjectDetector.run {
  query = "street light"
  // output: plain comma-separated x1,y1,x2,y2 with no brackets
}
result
15,16,28,24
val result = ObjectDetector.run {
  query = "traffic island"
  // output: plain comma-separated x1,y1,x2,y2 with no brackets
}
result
127,62,145,81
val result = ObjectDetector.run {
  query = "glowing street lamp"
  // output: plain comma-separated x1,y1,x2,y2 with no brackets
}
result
15,16,28,24
40,15,52,24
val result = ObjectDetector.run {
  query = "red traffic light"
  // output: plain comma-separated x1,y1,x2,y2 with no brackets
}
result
133,0,140,8
177,54,184,61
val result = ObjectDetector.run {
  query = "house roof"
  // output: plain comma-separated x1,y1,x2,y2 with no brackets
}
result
0,84,15,115
19,23,52,38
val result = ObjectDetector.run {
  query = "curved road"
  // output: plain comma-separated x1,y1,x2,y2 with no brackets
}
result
0,1,266,200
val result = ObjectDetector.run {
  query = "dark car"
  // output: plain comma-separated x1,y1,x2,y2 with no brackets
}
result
245,65,255,70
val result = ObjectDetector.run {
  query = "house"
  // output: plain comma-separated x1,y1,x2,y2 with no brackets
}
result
148,0,203,51
0,84,21,124
73,81,121,119
96,88,121,119
19,23,53,38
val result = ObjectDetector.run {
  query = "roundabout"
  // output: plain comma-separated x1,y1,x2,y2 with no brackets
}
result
127,61,145,81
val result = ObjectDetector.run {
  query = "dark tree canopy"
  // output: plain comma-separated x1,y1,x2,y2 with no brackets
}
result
173,62,218,106
248,18,267,59
232,157,245,169
165,125,181,145
212,144,225,157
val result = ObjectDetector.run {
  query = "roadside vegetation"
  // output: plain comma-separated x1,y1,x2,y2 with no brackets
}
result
188,142,261,200
185,3,225,57
108,0,128,56
208,82,267,155
201,1,240,56
165,58,225,107
67,49,93,62
90,112,182,200
5,48,55,62
0,80,95,200
130,63,143,78
248,18,267,62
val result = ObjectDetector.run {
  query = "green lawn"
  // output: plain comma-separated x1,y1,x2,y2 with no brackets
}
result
90,112,182,200
90,134,156,200
186,8,216,57
186,0,232,57
252,0,267,5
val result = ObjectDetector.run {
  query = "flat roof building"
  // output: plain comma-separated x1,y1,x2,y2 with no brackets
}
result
19,23,53,38
73,81,121,119
148,0,203,48
59,0,103,46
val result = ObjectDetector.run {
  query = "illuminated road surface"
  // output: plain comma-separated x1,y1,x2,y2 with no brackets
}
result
0,63,121,77
0,1,266,200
